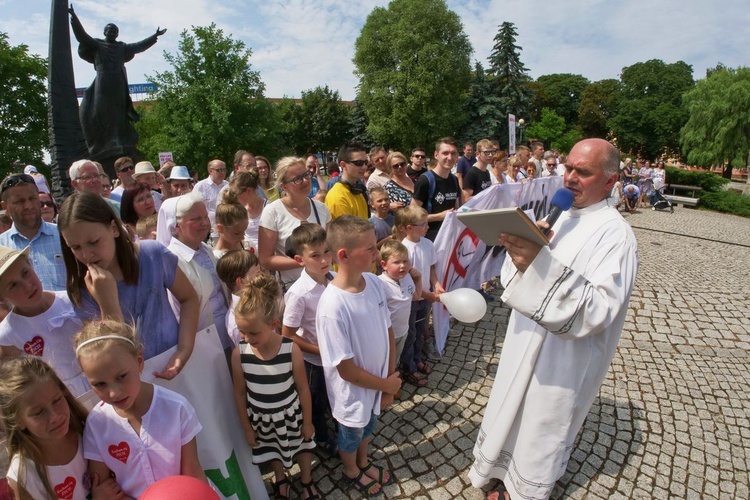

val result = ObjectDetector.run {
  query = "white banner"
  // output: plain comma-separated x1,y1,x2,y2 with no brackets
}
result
158,152,174,167
508,114,516,154
431,177,564,354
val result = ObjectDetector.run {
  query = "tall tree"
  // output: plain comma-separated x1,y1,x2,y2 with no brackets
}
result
294,86,350,154
458,61,505,143
354,0,472,151
577,79,621,139
0,33,47,173
348,96,376,150
529,73,590,127
681,66,750,178
609,59,694,159
486,22,533,146
136,24,276,172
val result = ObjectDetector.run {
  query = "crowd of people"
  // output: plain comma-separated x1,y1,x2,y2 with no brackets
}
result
611,158,668,213
0,136,637,500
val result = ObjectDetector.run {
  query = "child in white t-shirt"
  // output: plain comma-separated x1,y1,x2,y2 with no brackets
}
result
377,239,423,388
75,320,206,498
216,249,261,346
316,216,401,497
395,205,445,374
282,224,337,455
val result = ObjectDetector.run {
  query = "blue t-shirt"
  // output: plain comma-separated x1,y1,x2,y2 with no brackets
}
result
75,240,179,359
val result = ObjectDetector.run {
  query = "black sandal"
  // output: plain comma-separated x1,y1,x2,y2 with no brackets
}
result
342,469,382,497
273,477,291,500
300,479,320,500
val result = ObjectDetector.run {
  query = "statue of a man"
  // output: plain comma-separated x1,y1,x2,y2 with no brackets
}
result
68,3,166,159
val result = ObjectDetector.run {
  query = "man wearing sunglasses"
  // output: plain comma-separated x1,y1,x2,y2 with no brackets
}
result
461,138,494,204
194,159,229,239
407,147,428,182
109,156,135,202
325,142,370,221
0,174,66,291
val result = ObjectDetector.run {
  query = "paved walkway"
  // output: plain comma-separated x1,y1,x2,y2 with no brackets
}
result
274,206,750,499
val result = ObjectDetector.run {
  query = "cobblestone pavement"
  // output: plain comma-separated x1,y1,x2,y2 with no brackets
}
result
268,207,750,499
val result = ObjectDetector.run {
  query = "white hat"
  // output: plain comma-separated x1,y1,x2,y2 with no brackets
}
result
34,176,50,194
0,246,30,280
24,165,38,175
168,166,191,181
133,161,156,178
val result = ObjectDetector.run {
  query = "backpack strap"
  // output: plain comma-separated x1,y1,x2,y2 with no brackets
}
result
425,170,436,214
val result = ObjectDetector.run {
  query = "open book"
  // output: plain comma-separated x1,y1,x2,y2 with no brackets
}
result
456,207,549,247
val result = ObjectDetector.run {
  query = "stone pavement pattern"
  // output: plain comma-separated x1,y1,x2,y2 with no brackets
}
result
269,207,750,499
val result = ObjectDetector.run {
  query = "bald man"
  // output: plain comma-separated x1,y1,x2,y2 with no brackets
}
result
469,139,639,500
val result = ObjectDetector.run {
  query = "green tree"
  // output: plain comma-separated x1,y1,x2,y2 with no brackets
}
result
577,79,621,139
354,0,472,151
136,24,277,172
0,33,47,172
680,66,750,179
293,86,350,154
525,108,565,145
459,61,505,143
348,96,376,150
609,59,694,159
529,73,589,127
486,22,533,146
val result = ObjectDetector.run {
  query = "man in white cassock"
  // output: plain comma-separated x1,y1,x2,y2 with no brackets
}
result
468,138,639,500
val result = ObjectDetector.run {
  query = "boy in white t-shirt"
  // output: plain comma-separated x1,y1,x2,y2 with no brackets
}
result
316,215,401,496
377,239,423,389
282,223,337,455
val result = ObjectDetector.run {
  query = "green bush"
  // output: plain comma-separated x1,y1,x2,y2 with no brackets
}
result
699,190,750,217
665,167,729,192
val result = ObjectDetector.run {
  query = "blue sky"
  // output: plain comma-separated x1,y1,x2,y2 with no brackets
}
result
1,0,748,102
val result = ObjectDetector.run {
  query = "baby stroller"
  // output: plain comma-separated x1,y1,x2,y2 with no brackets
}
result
651,179,673,213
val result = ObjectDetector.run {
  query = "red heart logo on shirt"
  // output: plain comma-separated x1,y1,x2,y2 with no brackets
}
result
23,336,44,357
54,476,76,499
108,441,130,464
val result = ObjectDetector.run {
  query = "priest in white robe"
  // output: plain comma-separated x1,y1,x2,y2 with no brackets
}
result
468,138,639,500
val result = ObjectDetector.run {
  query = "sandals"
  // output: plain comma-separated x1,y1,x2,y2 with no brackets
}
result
361,461,394,486
343,468,382,497
300,479,320,500
404,371,428,387
273,477,291,500
416,361,432,375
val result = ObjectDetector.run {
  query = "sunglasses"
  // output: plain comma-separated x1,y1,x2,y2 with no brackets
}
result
1,174,35,191
347,159,368,167
118,164,135,173
392,161,407,169
40,201,56,208
412,154,426,159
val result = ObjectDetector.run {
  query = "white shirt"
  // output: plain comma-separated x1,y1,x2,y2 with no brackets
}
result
83,385,202,499
8,437,88,500
283,269,334,366
194,178,229,236
378,273,415,338
0,291,90,397
401,237,436,295
259,199,331,285
316,273,391,427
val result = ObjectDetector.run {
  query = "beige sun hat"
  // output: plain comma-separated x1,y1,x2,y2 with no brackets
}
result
0,246,30,279
133,161,156,178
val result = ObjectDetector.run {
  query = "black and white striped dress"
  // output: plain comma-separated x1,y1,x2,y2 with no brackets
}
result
239,336,315,466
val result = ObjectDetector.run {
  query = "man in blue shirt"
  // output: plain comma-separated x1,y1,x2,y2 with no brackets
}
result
0,174,67,291
455,141,476,189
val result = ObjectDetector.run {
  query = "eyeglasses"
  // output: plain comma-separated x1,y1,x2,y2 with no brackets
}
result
2,174,35,192
40,201,56,208
480,150,496,155
546,163,557,167
75,174,105,182
118,164,134,173
392,161,407,169
346,159,368,167
211,168,227,173
284,171,312,185
412,154,425,159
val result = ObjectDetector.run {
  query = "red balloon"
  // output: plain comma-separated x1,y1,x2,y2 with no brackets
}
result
139,475,219,499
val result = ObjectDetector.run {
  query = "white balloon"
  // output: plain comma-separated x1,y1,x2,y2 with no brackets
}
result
440,288,488,323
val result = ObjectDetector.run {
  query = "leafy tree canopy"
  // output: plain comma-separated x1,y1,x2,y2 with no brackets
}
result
529,73,589,126
459,61,505,144
609,59,694,159
577,79,621,139
680,66,750,174
136,24,276,173
0,33,47,173
284,86,350,155
354,0,472,151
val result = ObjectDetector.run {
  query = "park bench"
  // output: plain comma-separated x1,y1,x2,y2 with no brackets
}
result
665,184,701,207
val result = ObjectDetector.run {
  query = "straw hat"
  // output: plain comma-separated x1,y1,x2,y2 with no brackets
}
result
133,161,156,178
0,246,30,279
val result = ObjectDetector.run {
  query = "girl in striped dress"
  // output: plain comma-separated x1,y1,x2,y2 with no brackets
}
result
230,273,318,499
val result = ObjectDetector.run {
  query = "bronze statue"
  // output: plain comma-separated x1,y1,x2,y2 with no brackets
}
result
68,4,165,160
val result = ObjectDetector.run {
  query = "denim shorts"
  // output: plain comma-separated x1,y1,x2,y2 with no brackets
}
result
337,412,378,454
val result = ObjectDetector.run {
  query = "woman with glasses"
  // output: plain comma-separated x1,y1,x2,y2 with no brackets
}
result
489,151,509,185
384,151,414,211
38,192,59,224
258,157,332,289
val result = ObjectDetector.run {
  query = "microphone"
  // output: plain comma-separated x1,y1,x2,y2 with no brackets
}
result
542,188,575,236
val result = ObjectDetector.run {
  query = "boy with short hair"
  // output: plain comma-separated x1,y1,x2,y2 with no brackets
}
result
378,239,423,388
316,215,401,496
281,223,337,455
135,213,158,240
368,187,394,249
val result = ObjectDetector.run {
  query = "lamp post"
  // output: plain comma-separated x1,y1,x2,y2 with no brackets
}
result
518,118,526,145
